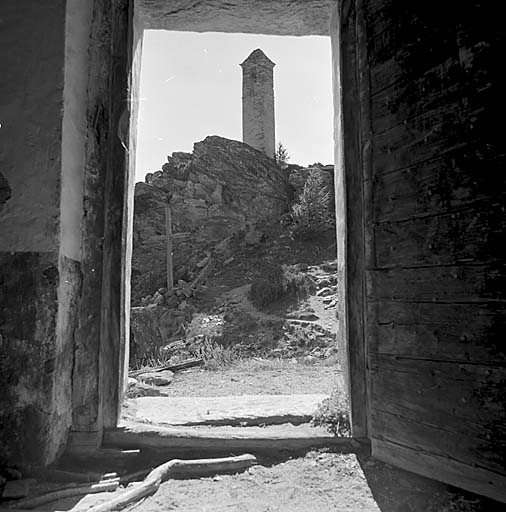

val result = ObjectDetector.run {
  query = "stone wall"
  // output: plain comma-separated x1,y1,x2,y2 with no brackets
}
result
0,1,65,253
0,1,71,469
0,0,129,468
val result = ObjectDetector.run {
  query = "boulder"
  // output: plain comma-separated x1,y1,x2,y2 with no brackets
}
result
130,304,195,365
316,287,333,297
178,279,193,298
126,379,171,398
137,370,174,386
130,307,163,363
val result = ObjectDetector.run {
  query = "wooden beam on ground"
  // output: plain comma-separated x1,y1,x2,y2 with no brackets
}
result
86,454,257,512
129,358,203,378
7,479,120,510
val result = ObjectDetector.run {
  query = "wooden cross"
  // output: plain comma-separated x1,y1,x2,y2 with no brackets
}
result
164,205,190,293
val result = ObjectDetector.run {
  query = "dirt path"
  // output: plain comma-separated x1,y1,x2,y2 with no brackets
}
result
47,449,503,512
159,360,340,397
220,279,337,336
135,451,380,512
222,284,280,322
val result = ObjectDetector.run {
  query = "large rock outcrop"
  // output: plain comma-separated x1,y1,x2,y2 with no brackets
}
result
131,136,292,303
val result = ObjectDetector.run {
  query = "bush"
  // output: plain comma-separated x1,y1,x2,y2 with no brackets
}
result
249,264,285,308
198,336,239,371
311,388,351,437
289,169,334,240
249,264,316,309
282,264,317,297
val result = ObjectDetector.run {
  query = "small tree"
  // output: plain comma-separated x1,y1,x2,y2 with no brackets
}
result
275,142,290,168
289,169,334,240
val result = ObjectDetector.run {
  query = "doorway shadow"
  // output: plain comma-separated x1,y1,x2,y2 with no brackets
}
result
355,448,504,512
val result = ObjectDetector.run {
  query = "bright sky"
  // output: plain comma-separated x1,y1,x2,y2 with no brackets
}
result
135,30,333,181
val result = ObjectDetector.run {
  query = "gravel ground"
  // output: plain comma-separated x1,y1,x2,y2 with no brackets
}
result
159,359,341,397
44,449,504,512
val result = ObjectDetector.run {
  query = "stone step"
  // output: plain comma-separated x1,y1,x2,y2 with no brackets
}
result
122,394,328,427
104,422,353,457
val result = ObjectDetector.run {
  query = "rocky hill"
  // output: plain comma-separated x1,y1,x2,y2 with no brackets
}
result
132,136,292,303
129,136,336,365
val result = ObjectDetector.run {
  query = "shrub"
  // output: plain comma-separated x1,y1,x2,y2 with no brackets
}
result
249,264,285,308
282,264,317,297
249,264,316,309
311,388,351,437
289,169,334,240
198,336,239,371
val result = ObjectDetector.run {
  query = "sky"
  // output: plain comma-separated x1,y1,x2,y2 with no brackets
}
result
134,30,333,182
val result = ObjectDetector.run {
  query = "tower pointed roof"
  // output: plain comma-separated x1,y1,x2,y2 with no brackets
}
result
240,48,276,68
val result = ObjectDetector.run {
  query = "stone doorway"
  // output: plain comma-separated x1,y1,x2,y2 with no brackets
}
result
61,0,365,468
123,23,344,441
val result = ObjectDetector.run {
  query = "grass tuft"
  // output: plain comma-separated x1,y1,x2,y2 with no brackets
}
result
198,336,241,371
311,387,351,437
131,349,172,371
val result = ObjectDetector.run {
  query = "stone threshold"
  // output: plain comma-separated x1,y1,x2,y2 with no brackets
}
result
121,394,328,427
104,422,353,456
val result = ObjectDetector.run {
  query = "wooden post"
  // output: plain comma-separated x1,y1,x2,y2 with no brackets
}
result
164,205,174,293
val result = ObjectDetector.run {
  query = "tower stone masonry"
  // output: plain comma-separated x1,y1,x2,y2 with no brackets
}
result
240,48,276,158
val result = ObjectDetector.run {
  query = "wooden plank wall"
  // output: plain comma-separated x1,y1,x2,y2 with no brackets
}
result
356,0,506,502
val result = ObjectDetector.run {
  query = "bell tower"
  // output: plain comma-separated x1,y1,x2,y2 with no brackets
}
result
240,49,276,158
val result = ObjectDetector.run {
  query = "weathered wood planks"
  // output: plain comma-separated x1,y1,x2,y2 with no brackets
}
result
332,0,369,438
370,159,506,224
367,265,506,302
373,203,506,268
367,301,506,364
371,409,506,473
372,438,506,503
344,0,506,502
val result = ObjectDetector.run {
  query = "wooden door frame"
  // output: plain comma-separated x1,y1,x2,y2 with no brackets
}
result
331,0,370,440
99,0,135,429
